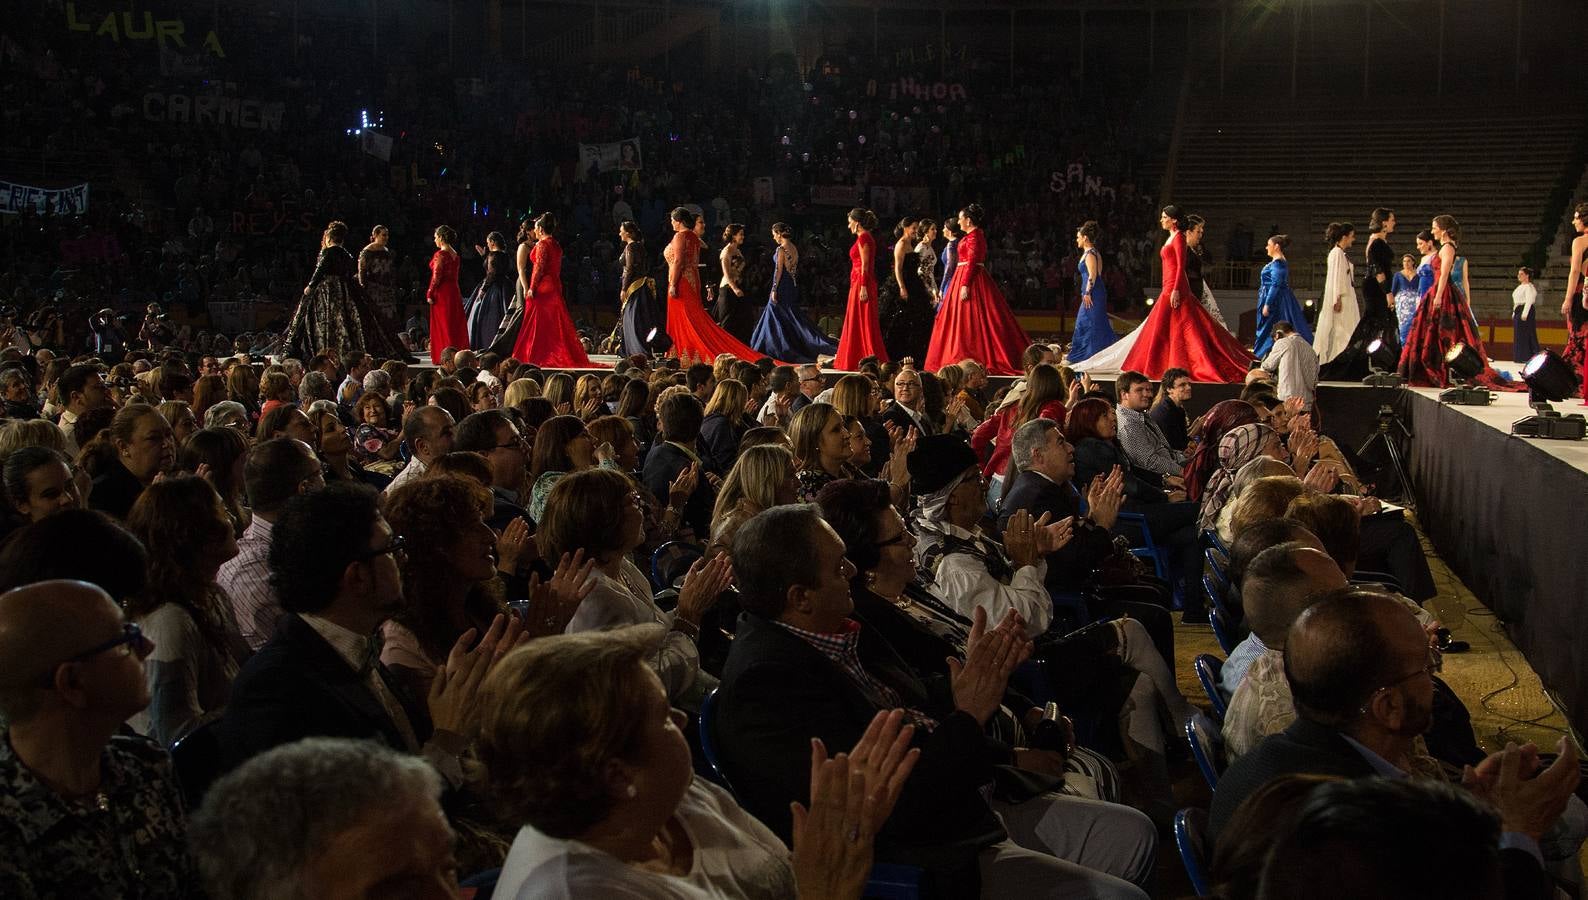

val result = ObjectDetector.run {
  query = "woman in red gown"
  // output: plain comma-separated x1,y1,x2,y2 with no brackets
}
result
426,225,469,365
835,208,888,370
663,208,771,363
510,213,595,368
925,203,1031,374
1121,206,1252,382
1398,215,1519,390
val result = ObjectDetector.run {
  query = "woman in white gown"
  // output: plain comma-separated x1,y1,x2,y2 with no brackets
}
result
1313,222,1360,365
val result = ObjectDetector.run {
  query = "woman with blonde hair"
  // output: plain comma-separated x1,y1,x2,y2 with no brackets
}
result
697,379,754,475
572,373,606,420
791,402,862,501
541,372,574,413
225,364,260,425
503,376,542,409
709,443,797,549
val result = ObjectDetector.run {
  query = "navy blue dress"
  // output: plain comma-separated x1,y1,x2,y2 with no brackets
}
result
1254,258,1313,358
751,244,836,362
619,241,665,357
465,249,514,350
1066,248,1118,363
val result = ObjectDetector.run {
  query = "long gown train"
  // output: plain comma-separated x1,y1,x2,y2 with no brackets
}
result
509,237,596,368
1119,231,1252,381
1397,251,1518,390
924,227,1030,375
751,246,835,362
665,232,775,363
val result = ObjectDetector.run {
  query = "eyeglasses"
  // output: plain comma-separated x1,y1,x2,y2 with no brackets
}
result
799,376,820,384
358,535,407,561
39,623,152,686
1358,659,1440,715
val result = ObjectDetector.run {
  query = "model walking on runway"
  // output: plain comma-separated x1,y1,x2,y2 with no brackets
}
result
1119,206,1252,381
618,221,663,358
1560,203,1588,397
425,225,470,365
663,208,770,363
1253,234,1312,358
750,223,835,362
835,207,887,369
1398,215,1517,390
1185,215,1232,333
1065,220,1118,364
509,213,594,368
882,216,936,362
924,203,1030,374
282,220,409,361
465,231,514,350
1313,222,1360,367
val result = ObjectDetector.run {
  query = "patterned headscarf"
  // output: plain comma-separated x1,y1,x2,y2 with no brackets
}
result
1198,423,1277,530
1181,399,1262,502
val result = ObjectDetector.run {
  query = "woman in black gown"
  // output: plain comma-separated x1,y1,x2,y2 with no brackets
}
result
465,231,514,349
282,220,407,360
882,216,936,362
1321,207,1402,379
618,221,664,357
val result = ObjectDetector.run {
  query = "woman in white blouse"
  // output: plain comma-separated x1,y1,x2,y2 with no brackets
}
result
1313,222,1360,365
478,626,918,900
538,467,732,711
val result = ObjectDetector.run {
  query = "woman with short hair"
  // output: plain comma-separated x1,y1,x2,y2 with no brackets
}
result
478,626,916,899
86,403,175,519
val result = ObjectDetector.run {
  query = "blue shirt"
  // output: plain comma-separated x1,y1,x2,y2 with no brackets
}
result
1221,634,1267,696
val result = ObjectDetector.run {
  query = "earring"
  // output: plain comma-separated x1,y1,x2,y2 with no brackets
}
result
864,571,877,589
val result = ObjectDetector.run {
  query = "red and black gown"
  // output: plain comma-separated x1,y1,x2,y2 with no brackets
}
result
510,237,595,368
664,231,771,363
836,231,888,370
924,227,1030,375
1398,248,1520,390
1564,278,1588,401
1121,230,1252,381
426,249,470,365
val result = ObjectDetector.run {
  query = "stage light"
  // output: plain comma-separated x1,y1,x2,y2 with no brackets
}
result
645,326,673,356
1361,338,1404,387
1444,343,1484,381
1521,350,1578,403
1511,402,1587,440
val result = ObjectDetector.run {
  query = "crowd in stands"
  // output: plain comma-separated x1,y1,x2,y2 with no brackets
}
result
0,327,1583,899
1,3,1164,365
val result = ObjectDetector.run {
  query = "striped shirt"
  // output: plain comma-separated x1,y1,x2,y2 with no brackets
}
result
218,516,280,650
773,619,937,732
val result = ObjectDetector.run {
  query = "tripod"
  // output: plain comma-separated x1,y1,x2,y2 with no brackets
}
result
1357,404,1414,511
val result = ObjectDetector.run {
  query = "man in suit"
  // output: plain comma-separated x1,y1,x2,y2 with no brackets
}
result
217,483,509,789
792,363,822,414
1211,590,1576,898
454,409,531,531
642,391,714,539
880,366,934,436
715,505,1155,899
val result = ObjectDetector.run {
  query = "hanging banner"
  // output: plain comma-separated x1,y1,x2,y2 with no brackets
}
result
142,92,285,131
360,130,393,162
576,138,643,177
0,181,90,216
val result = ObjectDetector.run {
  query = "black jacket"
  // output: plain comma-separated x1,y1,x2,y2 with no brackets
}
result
997,469,1115,591
716,612,1010,890
88,461,147,520
1072,437,1164,505
1210,716,1551,900
697,412,751,476
881,402,935,438
215,613,430,773
642,441,714,538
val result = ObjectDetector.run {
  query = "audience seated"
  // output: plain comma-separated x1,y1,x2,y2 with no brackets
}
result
716,504,1157,898
84,403,176,519
386,406,456,493
697,379,756,475
1113,371,1187,482
0,580,190,896
709,443,798,551
218,438,324,650
642,391,716,539
971,363,1068,505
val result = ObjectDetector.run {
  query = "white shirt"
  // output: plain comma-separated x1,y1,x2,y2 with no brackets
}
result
571,559,713,705
925,522,1051,637
1512,282,1537,319
1261,333,1320,405
495,777,794,900
385,456,428,492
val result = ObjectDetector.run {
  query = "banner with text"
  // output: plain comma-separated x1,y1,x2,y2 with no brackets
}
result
577,138,643,177
0,181,90,216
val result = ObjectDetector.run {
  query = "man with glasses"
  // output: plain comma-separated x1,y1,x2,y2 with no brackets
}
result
792,363,823,414
881,366,934,436
219,438,326,650
1210,589,1580,894
0,580,192,897
218,483,518,789
455,409,531,531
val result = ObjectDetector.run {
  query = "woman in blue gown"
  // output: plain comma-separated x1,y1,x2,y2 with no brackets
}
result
618,221,664,357
750,222,836,362
937,217,959,308
464,231,515,349
1254,234,1313,358
1066,220,1118,363
1401,230,1437,343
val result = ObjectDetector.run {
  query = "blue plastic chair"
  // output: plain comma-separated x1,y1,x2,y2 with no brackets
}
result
1193,654,1229,722
1203,548,1230,595
1208,607,1238,655
650,540,704,592
1186,712,1225,789
1117,511,1171,582
1202,528,1230,557
696,687,733,790
1174,808,1213,897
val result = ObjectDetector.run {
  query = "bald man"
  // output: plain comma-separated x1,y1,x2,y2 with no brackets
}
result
1211,591,1580,900
0,580,192,896
384,406,455,493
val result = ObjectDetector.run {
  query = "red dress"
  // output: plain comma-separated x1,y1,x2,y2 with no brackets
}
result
924,228,1030,375
835,231,888,370
510,237,595,368
426,249,469,365
1398,249,1520,390
1121,231,1252,382
664,232,772,363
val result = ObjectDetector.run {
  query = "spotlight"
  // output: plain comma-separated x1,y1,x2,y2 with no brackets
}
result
1511,402,1587,440
1361,338,1404,388
1521,350,1579,403
1438,343,1492,405
644,326,673,356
